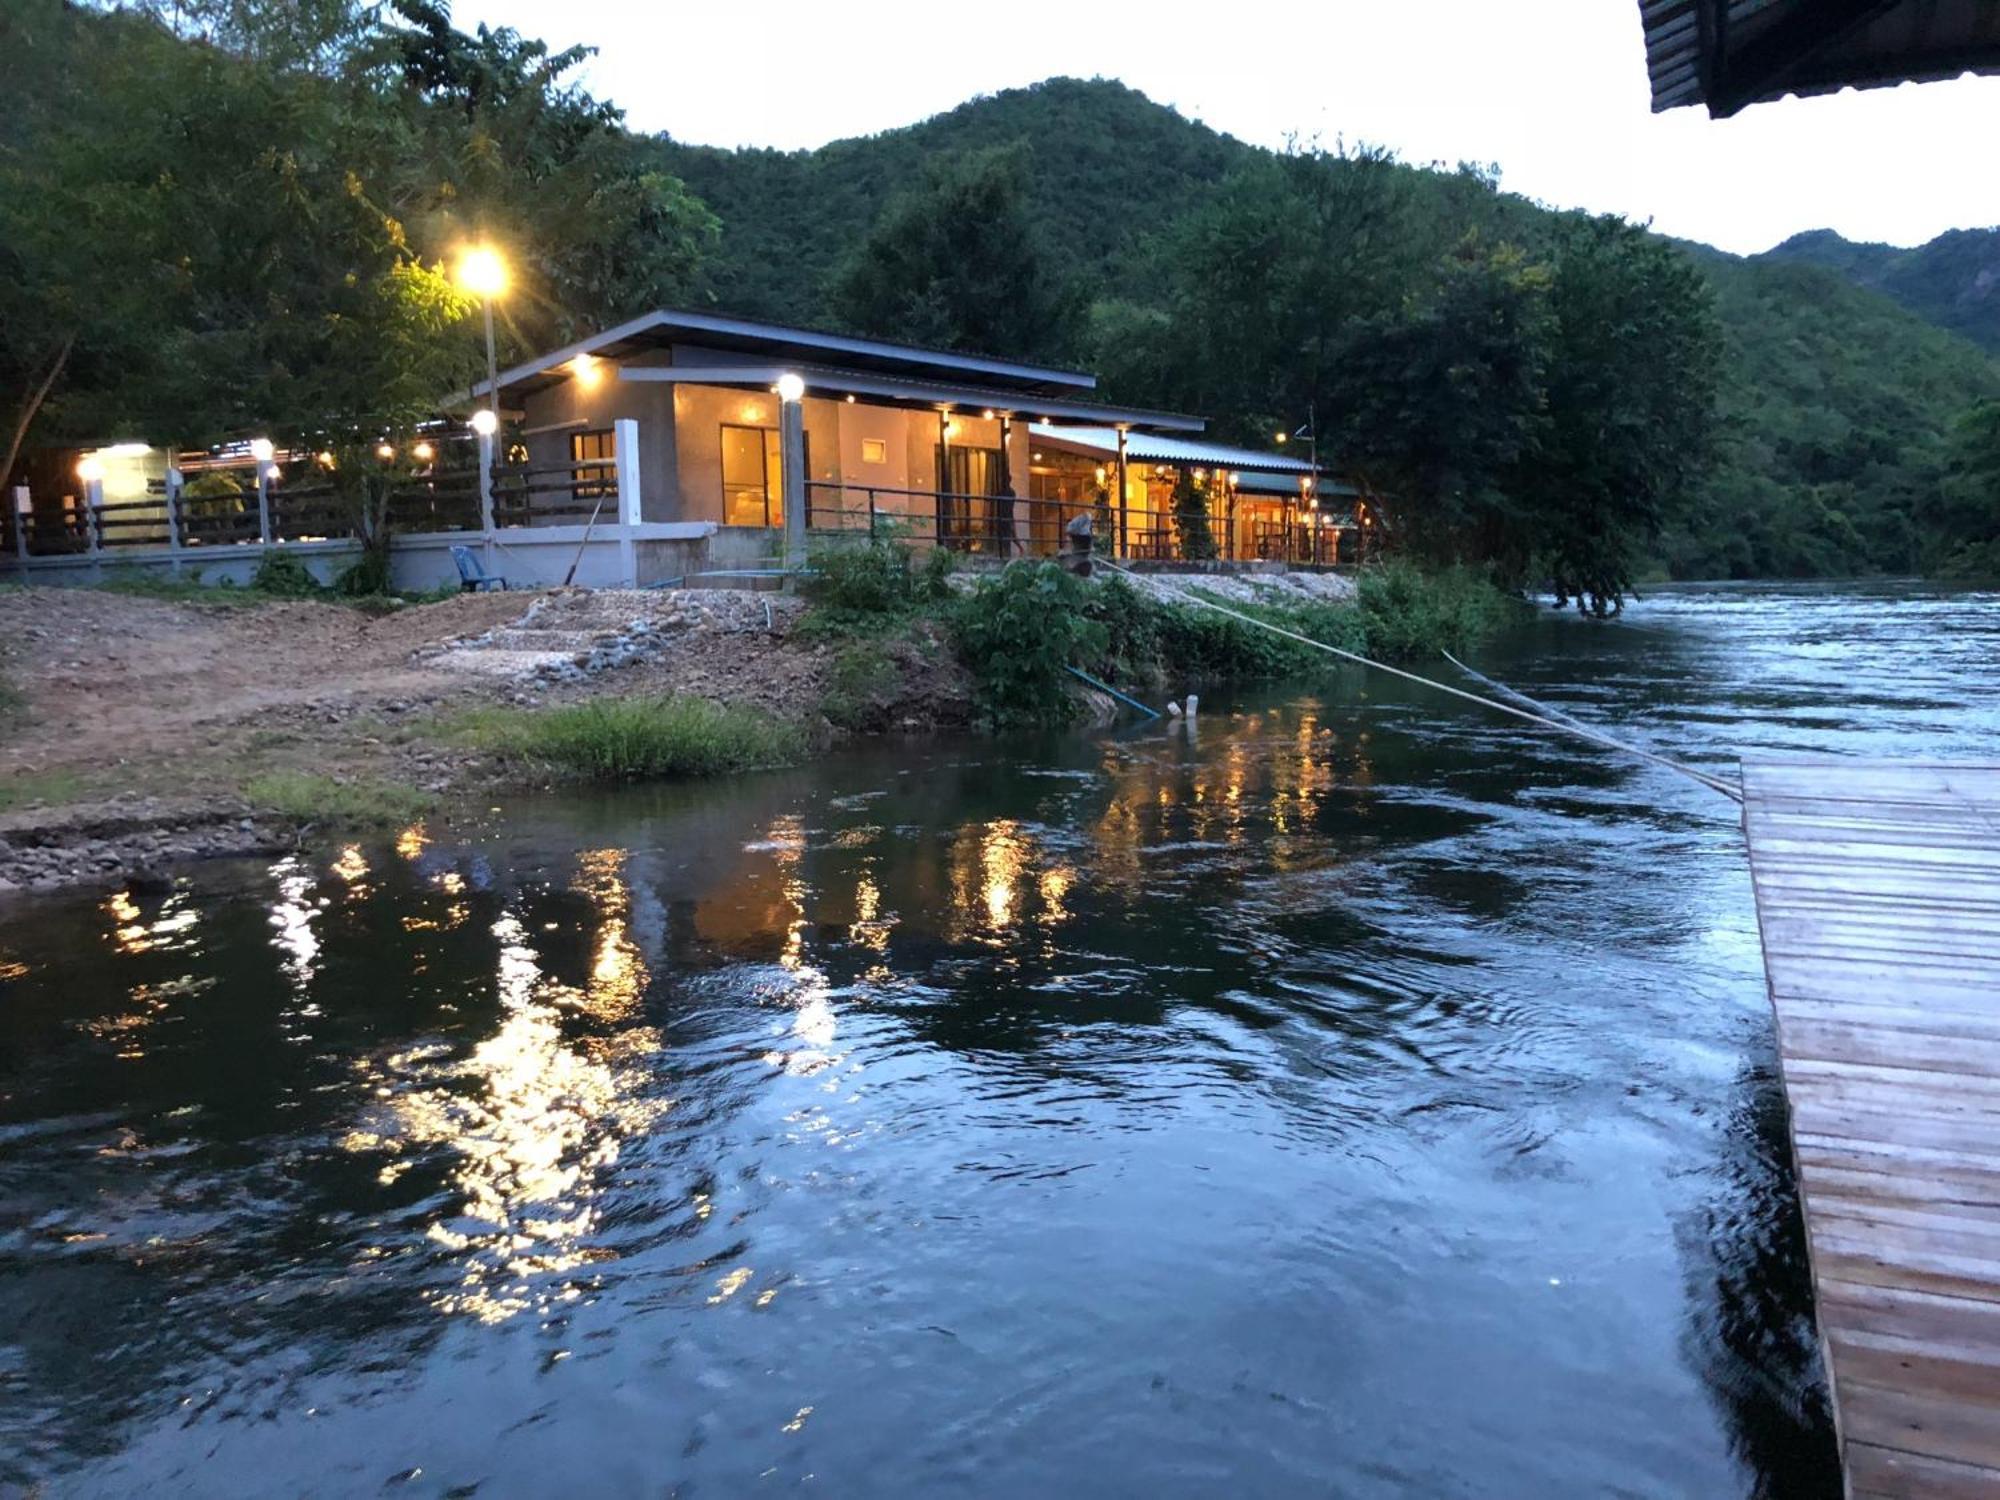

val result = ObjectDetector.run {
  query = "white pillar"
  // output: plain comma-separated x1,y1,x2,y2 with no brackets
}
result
164,467,185,575
614,417,642,588
10,485,29,571
84,477,104,555
477,429,498,576
779,394,806,572
255,464,272,545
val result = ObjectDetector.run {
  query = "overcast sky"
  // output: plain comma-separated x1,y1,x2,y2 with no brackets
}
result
458,0,1997,256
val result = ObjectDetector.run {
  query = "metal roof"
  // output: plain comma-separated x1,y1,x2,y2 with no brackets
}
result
1028,424,1359,494
1641,0,2000,116
608,364,1203,432
465,308,1097,405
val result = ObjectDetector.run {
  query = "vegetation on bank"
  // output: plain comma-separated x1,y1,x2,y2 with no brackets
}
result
802,544,1518,728
442,696,805,781
243,771,437,827
91,555,459,610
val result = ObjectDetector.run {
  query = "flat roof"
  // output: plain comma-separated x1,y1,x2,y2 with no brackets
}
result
466,308,1099,406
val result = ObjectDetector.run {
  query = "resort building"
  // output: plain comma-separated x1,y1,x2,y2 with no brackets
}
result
3,309,1363,589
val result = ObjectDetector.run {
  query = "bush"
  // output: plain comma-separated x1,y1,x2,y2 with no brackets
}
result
446,695,804,780
250,552,325,598
797,539,955,638
1353,559,1515,658
948,561,1107,726
333,549,392,597
243,771,435,826
821,641,903,731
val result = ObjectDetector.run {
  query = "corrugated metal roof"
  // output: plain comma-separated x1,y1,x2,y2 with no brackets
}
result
1029,424,1346,479
1641,0,2000,116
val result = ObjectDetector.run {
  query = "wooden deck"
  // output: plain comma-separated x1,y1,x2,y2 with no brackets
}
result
1742,758,2000,1498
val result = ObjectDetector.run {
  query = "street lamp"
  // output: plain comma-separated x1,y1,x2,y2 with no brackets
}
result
455,245,508,434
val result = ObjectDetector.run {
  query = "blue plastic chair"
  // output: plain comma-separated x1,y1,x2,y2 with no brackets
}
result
451,545,507,592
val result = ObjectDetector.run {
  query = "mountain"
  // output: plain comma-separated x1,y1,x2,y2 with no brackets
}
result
653,78,1255,324
654,77,1998,578
1760,227,2000,353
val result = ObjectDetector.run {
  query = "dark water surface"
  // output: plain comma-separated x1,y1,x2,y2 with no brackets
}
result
4,583,1996,1498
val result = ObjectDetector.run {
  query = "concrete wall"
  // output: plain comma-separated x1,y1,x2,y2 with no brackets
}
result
516,363,678,523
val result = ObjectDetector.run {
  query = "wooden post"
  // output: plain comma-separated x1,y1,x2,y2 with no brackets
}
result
778,395,806,574
614,416,642,588
164,467,185,577
1115,426,1129,561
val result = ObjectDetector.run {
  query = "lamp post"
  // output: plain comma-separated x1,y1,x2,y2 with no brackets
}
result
455,246,508,433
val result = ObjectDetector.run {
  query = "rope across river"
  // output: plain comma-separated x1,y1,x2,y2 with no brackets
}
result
1095,561,1743,804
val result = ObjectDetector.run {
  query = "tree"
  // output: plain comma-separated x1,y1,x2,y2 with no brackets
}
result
1,0,717,478
1325,238,1555,576
1522,215,1723,612
1923,399,2000,576
1169,468,1218,560
831,146,1075,360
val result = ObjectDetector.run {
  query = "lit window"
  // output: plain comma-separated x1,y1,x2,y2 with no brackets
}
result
861,437,887,465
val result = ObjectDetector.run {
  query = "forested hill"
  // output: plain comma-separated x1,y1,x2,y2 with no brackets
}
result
1760,227,2000,354
654,77,1252,322
654,77,1999,580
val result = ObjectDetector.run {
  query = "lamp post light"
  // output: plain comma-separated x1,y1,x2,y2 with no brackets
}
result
455,245,508,435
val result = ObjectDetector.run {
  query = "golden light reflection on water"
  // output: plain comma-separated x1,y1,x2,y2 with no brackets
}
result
394,823,430,861
103,888,199,957
348,852,664,1326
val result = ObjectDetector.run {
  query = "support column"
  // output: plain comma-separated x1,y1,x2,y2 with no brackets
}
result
83,476,103,556
164,467,185,577
779,395,806,574
614,416,642,588
936,408,951,551
255,464,272,545
10,486,29,574
477,429,498,575
1115,426,1129,561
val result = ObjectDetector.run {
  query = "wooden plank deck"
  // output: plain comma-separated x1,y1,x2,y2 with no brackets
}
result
1742,758,2000,1499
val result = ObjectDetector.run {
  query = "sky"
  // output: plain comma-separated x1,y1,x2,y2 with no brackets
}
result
457,0,1999,256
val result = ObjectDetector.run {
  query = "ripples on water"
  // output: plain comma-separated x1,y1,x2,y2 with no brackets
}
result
2,582,1994,1497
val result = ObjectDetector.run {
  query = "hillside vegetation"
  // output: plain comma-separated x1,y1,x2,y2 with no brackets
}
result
1762,227,2000,354
656,78,2000,583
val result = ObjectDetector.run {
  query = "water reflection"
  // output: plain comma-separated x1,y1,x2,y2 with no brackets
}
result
8,585,1992,1495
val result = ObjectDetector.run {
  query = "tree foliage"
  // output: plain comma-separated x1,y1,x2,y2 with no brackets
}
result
1,0,715,464
831,146,1073,361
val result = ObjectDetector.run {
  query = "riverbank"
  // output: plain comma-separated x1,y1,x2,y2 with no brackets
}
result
0,561,1509,892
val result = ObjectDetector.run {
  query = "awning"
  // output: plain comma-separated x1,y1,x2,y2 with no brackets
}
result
1639,0,2000,116
1028,424,1358,496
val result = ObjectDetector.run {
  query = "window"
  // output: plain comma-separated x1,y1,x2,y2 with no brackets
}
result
861,437,888,465
570,429,614,499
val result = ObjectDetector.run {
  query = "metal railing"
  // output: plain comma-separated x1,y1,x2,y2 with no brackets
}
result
805,482,1089,558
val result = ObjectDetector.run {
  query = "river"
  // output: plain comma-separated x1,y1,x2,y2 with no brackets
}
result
3,582,1996,1498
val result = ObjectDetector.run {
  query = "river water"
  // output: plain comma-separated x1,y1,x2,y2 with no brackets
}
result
3,583,1996,1498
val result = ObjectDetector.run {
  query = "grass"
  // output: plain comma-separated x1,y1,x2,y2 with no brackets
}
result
441,695,804,780
820,641,903,731
243,771,437,827
0,768,84,814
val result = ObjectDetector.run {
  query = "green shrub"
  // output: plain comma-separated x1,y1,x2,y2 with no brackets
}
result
796,539,954,639
1352,559,1515,658
948,561,1107,726
445,695,804,780
243,771,435,826
333,548,392,598
250,552,325,598
822,641,903,731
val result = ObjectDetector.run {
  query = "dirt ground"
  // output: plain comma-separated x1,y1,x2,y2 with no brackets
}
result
0,586,970,893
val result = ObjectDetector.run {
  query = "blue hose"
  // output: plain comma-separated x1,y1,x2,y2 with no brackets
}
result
1065,665,1162,720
